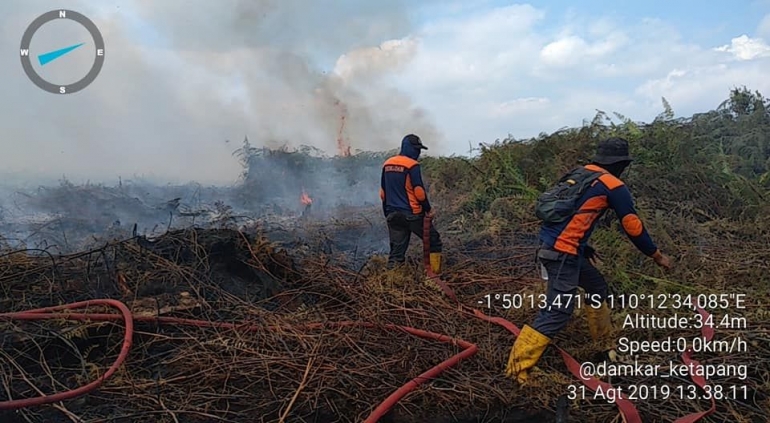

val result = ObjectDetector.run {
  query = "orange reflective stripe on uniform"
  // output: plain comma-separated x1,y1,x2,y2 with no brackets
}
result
404,174,422,214
414,186,426,202
598,173,624,190
384,155,418,168
584,164,604,173
584,164,625,190
384,155,424,215
576,164,658,257
381,149,432,217
554,195,608,254
621,214,644,237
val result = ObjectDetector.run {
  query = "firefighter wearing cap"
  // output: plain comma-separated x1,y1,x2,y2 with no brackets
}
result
505,137,672,384
380,134,443,275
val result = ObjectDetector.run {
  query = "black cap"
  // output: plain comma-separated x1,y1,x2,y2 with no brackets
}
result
404,134,428,150
593,137,632,165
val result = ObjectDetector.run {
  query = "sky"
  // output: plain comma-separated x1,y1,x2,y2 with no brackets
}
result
1,0,769,185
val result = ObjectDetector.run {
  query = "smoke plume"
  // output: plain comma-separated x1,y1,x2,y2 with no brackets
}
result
0,0,440,185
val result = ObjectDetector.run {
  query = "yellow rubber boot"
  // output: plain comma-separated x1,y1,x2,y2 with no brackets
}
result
585,301,612,341
424,253,443,292
429,253,442,274
505,325,550,384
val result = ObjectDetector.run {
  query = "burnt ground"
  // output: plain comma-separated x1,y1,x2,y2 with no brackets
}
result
0,220,562,423
1,211,767,423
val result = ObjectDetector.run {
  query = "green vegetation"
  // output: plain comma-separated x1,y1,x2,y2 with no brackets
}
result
232,87,770,298
3,88,768,423
425,87,769,217
227,87,770,420
422,87,770,299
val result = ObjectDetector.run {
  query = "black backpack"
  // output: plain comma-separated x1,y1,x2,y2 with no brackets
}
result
535,167,603,224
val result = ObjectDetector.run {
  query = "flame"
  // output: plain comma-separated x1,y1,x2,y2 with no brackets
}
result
335,100,351,157
300,189,312,206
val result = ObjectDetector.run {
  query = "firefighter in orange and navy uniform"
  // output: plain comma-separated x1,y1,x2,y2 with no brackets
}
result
506,137,672,384
380,134,442,274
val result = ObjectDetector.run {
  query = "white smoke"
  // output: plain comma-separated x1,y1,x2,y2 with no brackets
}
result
0,0,441,185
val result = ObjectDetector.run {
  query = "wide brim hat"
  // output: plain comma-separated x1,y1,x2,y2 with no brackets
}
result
592,137,632,165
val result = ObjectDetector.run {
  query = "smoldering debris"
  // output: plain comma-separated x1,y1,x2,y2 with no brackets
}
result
234,140,394,210
0,0,442,184
0,227,557,423
1,225,766,423
0,144,395,254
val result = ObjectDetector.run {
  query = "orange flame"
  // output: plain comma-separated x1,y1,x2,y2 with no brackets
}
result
337,115,351,157
335,100,351,157
300,189,312,206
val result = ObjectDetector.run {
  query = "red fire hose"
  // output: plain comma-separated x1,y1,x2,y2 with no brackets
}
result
673,306,716,423
0,300,134,410
422,214,716,423
0,217,718,423
0,303,478,421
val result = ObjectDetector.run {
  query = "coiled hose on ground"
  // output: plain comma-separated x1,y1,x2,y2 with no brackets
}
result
0,216,716,423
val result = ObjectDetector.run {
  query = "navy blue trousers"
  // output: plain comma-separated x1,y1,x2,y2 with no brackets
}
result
532,249,608,338
385,211,442,267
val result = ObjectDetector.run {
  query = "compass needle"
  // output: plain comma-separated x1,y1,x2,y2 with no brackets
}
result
19,9,104,94
38,43,85,66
